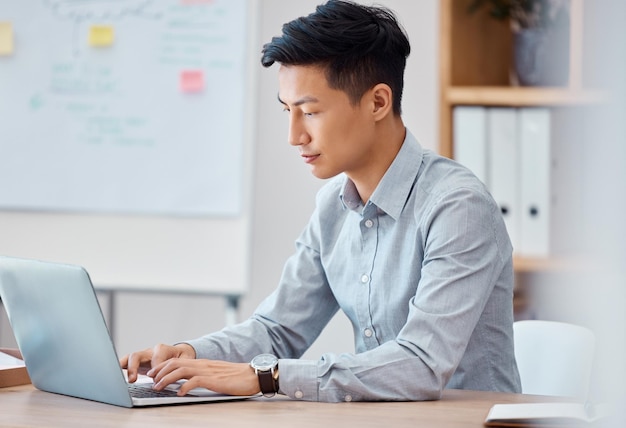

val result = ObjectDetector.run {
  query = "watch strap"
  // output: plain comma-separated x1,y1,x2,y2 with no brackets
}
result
256,368,277,396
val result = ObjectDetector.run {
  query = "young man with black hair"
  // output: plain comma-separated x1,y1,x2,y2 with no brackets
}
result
122,0,521,402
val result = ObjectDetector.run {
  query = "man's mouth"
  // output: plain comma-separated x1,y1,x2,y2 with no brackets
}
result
301,153,320,164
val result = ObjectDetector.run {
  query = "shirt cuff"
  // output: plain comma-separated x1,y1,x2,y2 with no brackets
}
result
277,358,319,401
177,339,217,360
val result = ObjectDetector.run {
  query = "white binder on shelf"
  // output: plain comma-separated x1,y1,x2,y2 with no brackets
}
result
453,106,488,186
518,107,551,257
487,108,520,253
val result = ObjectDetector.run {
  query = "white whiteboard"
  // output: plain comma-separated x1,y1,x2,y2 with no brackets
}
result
0,0,249,216
0,0,256,294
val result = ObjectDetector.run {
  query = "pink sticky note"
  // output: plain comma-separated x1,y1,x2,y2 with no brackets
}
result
180,70,205,93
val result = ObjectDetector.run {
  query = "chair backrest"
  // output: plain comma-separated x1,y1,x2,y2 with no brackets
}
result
513,320,595,400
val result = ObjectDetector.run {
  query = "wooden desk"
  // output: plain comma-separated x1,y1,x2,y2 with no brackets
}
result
0,384,561,428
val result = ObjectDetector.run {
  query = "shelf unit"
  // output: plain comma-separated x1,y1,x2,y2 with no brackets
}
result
438,0,603,272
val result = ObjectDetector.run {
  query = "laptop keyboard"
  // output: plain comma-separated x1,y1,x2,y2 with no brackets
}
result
128,383,187,398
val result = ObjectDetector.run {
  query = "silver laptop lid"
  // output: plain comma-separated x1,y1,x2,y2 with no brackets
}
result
0,256,133,407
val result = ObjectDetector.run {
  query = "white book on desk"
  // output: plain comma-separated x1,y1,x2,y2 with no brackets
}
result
518,107,551,257
453,106,488,186
487,107,520,253
485,402,609,427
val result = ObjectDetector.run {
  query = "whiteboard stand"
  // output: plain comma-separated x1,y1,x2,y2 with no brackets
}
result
98,288,241,347
224,295,241,328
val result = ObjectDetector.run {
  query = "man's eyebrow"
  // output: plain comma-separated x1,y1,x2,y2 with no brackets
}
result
277,93,319,107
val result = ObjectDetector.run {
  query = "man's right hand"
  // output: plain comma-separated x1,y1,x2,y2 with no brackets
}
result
119,343,196,383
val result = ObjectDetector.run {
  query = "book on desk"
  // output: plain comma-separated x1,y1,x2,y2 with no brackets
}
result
0,348,30,388
484,402,609,427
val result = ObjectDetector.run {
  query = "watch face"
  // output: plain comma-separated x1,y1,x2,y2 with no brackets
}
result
251,353,278,371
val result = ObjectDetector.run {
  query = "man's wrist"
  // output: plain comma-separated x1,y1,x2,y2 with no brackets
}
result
174,343,196,359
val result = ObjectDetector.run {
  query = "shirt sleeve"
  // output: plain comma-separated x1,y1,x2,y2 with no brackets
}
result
183,201,341,368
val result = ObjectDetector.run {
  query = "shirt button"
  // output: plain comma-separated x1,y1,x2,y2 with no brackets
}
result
344,394,353,402
360,274,369,283
294,390,304,399
364,219,374,228
364,328,373,338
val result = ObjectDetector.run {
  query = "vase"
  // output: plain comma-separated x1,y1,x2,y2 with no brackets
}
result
512,8,570,87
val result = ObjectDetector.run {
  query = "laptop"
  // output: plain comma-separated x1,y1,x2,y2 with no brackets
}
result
0,256,257,407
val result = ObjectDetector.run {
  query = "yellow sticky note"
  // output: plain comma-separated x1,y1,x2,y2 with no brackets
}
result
88,25,114,47
0,22,14,56
180,70,205,93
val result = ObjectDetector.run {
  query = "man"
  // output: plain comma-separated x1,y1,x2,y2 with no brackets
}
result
121,0,521,402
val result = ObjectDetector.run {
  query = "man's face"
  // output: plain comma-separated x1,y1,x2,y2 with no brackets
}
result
277,64,377,180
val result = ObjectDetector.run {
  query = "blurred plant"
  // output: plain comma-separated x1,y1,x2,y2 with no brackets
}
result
468,0,569,31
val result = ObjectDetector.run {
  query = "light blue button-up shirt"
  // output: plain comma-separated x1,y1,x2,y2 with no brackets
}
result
186,130,521,402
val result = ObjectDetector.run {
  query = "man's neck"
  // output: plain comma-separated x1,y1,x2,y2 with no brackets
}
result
349,118,406,204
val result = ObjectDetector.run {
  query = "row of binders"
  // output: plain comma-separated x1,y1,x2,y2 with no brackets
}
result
453,106,552,258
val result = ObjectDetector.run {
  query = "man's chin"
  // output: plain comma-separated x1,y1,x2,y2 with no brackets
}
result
310,169,341,180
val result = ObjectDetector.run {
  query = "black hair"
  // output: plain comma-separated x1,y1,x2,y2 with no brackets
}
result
261,0,411,115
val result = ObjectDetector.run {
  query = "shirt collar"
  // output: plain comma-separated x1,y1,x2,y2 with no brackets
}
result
339,130,423,220
339,178,363,211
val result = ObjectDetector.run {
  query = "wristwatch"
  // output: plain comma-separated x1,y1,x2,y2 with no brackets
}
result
250,354,279,397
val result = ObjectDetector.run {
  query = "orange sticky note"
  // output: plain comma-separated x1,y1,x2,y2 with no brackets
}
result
0,22,14,55
180,70,205,93
88,25,114,47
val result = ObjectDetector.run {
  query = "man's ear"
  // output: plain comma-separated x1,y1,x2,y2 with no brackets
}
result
370,83,393,121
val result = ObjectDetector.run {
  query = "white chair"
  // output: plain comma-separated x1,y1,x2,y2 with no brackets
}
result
513,320,595,400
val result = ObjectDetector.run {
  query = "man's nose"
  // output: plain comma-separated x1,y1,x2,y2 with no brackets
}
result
287,117,309,146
